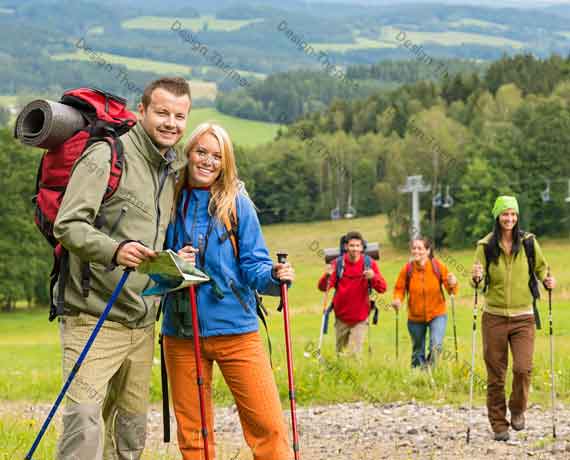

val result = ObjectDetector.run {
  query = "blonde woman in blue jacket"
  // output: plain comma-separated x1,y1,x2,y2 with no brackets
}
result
161,122,294,460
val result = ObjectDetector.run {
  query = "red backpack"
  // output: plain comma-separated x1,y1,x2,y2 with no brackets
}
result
31,88,137,320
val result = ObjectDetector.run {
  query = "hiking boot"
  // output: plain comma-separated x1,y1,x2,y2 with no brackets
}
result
511,412,525,431
493,430,510,442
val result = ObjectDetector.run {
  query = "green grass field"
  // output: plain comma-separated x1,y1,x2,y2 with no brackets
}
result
51,51,192,76
381,26,525,49
122,15,264,32
185,107,281,147
310,36,396,53
0,95,19,106
2,214,569,456
448,18,509,31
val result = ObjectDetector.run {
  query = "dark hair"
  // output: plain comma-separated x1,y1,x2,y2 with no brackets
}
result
345,231,364,244
141,77,191,109
487,217,521,265
411,236,434,259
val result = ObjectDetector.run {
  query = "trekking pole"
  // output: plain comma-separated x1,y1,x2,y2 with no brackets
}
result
25,268,133,460
547,267,557,438
466,278,480,444
450,294,459,362
188,282,210,460
395,306,399,360
277,252,301,460
317,285,331,357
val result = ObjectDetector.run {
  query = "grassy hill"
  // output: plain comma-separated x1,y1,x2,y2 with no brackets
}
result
122,15,264,32
186,107,281,146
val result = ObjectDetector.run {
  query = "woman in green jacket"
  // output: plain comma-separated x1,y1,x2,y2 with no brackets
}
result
471,196,556,441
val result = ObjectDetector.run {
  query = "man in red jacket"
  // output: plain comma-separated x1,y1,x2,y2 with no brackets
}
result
318,231,387,354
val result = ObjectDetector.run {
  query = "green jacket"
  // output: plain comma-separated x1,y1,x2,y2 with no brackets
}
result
472,232,548,317
54,122,186,328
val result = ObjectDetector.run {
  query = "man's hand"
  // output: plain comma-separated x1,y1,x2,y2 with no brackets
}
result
273,262,295,282
544,275,556,290
391,298,401,311
178,245,198,265
447,273,457,288
326,264,334,276
116,242,157,268
364,269,375,280
472,262,483,283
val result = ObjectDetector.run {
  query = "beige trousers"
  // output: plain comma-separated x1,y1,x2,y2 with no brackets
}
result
334,318,368,354
56,313,154,460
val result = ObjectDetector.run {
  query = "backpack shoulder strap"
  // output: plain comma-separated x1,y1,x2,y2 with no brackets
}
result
334,255,344,290
483,242,492,293
364,255,372,294
431,257,445,299
405,262,413,295
221,201,239,259
522,232,538,295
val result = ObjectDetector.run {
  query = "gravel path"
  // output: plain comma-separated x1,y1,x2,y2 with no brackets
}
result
4,401,570,459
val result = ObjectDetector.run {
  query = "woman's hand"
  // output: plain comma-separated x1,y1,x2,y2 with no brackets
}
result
178,245,198,265
273,262,295,282
447,273,457,288
391,298,401,311
472,262,483,283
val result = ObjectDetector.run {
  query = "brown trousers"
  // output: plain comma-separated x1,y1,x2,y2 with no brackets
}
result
164,332,291,460
481,312,535,433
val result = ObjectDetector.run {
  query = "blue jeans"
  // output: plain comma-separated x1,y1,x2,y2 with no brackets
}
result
407,314,447,368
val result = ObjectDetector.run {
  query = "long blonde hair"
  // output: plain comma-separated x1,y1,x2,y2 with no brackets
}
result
173,122,240,223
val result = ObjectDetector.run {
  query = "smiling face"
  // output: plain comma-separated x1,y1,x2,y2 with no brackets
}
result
188,132,222,188
137,87,191,154
498,208,518,233
346,238,364,262
411,239,429,264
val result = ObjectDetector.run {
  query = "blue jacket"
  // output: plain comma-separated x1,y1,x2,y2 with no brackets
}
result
160,188,281,337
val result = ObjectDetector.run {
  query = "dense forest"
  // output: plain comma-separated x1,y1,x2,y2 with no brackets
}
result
235,54,570,248
215,60,485,122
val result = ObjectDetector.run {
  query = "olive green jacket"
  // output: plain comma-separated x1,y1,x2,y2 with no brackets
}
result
472,232,548,317
54,122,186,328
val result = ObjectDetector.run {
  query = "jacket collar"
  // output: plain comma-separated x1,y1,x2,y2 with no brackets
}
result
128,122,187,172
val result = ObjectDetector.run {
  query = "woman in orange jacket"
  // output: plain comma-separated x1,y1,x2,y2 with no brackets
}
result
392,237,458,368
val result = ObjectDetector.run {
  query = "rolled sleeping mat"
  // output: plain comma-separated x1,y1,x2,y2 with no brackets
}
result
324,242,380,263
14,99,86,149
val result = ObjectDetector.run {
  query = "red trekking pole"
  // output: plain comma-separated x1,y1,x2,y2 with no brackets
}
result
277,252,301,460
189,284,210,460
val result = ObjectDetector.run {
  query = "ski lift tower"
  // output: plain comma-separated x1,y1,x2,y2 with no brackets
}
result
399,175,431,239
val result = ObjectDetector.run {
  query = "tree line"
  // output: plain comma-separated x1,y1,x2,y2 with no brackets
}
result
237,54,570,247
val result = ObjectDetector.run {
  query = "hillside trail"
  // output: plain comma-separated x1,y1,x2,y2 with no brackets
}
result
3,400,570,459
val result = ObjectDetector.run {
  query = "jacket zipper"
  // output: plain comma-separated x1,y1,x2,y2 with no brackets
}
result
422,270,427,323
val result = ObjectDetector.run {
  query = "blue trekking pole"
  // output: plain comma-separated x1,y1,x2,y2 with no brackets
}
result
25,268,133,460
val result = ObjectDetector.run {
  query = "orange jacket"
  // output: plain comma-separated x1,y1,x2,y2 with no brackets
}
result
392,258,458,323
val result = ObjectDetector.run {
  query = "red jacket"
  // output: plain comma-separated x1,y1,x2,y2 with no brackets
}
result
318,253,387,325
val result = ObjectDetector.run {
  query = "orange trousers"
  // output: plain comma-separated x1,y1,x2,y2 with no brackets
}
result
163,332,291,460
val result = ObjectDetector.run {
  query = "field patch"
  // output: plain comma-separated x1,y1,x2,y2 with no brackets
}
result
185,108,280,147
310,36,396,53
51,51,192,75
382,26,524,48
122,15,264,32
448,18,509,31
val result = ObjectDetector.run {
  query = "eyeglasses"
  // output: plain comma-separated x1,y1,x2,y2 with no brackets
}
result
192,148,222,166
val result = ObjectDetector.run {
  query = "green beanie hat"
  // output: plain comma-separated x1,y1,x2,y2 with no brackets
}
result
492,195,519,219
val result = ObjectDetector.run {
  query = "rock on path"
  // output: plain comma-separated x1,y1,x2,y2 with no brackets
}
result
3,401,570,459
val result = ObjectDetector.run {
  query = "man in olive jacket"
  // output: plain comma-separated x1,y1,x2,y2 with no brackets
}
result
53,77,191,460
